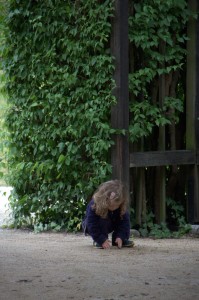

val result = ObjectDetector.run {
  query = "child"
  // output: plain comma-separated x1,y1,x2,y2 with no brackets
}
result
82,180,134,249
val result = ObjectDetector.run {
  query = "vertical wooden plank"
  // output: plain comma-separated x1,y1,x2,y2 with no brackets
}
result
111,0,129,188
155,166,166,223
194,0,199,222
135,169,142,225
187,0,196,150
186,0,195,222
135,168,146,225
155,41,166,223
186,0,199,223
135,138,147,225
141,168,146,223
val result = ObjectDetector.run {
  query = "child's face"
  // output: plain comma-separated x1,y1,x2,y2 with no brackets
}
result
108,199,121,211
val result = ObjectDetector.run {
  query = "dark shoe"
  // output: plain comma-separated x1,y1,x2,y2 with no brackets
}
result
123,240,134,247
93,242,103,249
112,239,134,248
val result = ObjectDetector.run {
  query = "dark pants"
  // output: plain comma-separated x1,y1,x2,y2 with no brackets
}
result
98,217,120,243
82,213,130,243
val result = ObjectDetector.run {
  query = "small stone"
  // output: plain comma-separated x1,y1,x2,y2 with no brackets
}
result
130,229,140,237
191,225,199,235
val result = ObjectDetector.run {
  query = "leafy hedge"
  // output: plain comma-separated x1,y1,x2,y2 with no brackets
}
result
2,0,193,231
3,0,115,231
128,0,194,228
128,0,191,143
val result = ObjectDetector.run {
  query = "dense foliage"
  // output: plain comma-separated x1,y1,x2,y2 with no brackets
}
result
0,1,9,184
129,0,191,144
128,0,194,230
2,0,193,231
3,0,115,231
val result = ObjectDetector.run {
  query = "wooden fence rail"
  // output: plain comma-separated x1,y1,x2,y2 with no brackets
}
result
130,150,197,167
111,0,199,224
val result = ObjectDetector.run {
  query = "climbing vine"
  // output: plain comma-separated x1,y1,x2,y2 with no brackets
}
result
1,0,194,231
3,0,115,231
128,0,194,230
129,0,191,144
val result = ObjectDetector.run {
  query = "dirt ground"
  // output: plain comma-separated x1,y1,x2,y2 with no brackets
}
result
0,229,199,300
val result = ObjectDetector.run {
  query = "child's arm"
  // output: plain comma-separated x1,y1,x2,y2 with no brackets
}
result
115,237,123,248
86,201,108,246
115,211,131,242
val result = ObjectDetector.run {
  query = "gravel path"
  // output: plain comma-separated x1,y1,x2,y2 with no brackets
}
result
0,230,199,300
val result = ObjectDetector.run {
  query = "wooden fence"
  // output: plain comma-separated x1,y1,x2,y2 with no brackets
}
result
111,0,199,225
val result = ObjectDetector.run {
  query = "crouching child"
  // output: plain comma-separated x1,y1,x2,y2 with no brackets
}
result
82,180,134,249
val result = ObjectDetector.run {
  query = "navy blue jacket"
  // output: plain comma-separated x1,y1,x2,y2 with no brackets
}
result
83,199,130,246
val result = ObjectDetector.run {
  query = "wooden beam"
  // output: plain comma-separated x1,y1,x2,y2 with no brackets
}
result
186,0,199,223
155,40,166,224
187,0,197,150
111,0,129,187
197,150,199,165
195,0,199,221
135,168,146,225
130,150,195,167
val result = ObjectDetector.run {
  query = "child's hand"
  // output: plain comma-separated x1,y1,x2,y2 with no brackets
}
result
102,239,111,249
115,237,123,249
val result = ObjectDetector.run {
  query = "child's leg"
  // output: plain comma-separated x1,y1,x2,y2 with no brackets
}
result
93,218,114,248
99,217,114,238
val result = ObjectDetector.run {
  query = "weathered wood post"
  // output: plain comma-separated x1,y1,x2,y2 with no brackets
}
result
111,0,129,190
154,41,166,224
186,0,199,223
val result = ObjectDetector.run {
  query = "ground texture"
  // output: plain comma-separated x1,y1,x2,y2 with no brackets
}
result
0,230,199,300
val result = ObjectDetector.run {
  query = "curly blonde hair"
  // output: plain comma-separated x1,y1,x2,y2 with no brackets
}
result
92,180,128,218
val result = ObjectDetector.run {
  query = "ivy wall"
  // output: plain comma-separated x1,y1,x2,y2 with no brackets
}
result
3,0,115,231
2,0,193,231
